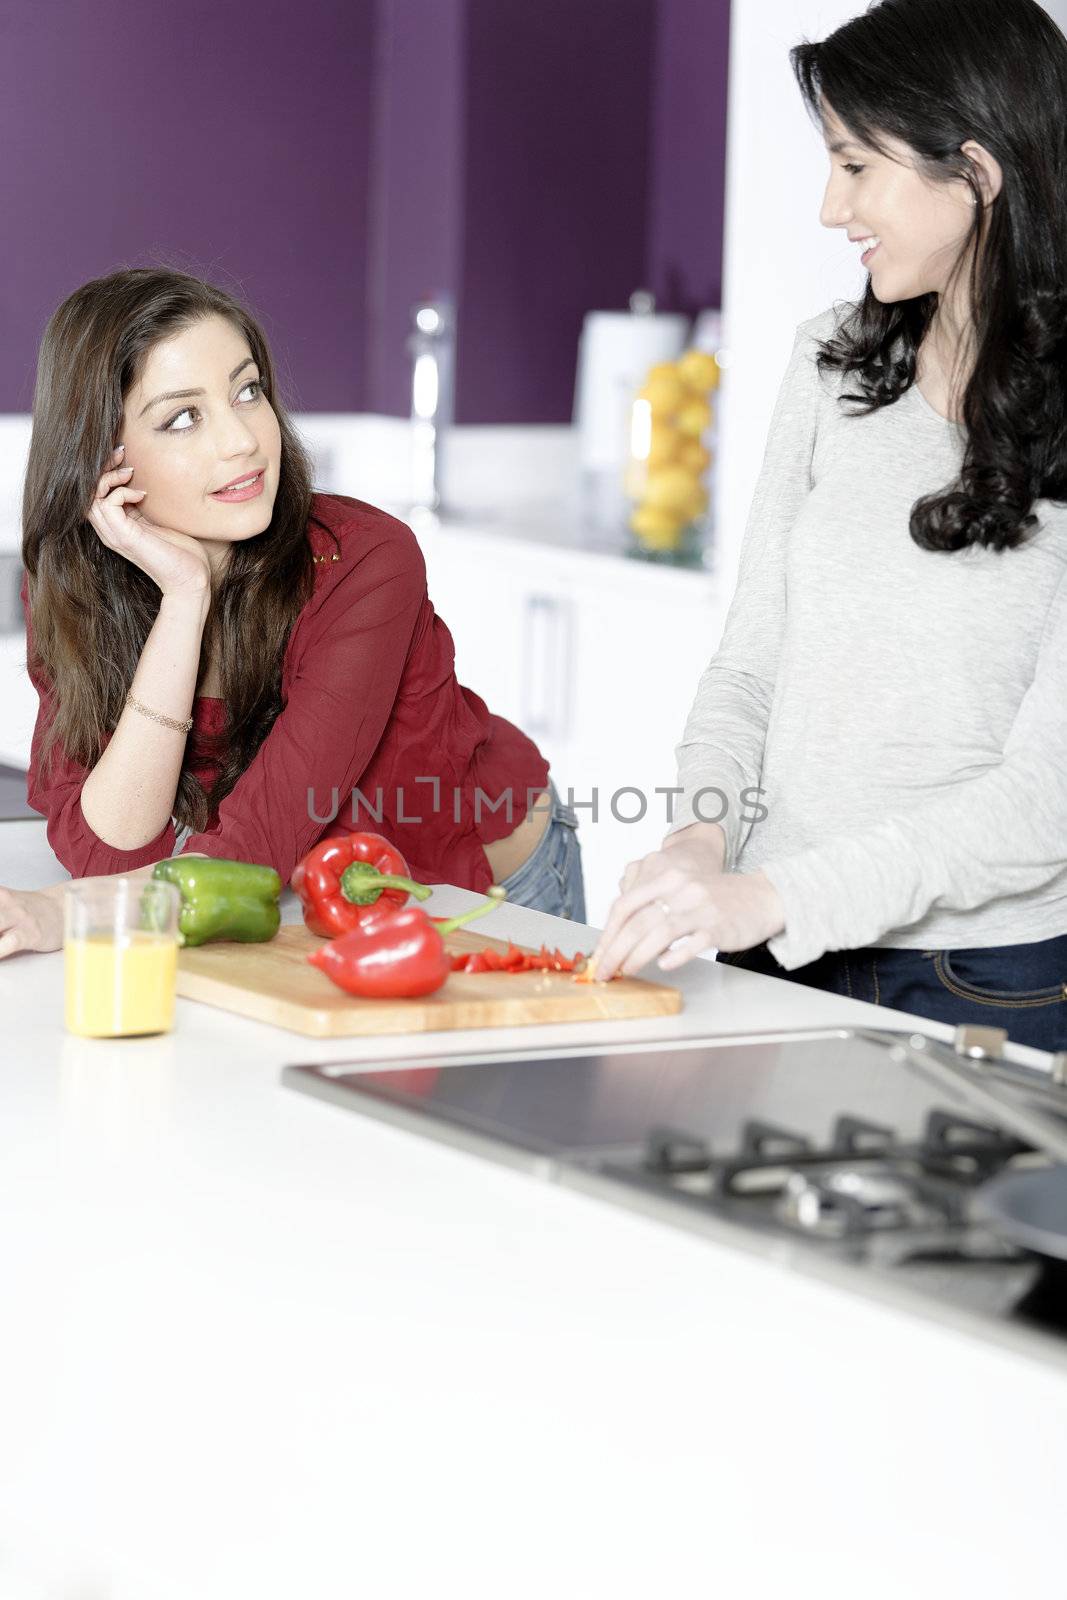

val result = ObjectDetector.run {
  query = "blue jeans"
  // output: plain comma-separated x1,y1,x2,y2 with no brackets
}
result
716,933,1067,1053
496,778,587,923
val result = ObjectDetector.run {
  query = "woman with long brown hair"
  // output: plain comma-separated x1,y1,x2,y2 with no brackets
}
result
0,267,585,957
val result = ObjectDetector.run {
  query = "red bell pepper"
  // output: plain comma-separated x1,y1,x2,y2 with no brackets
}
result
290,831,432,938
307,888,507,999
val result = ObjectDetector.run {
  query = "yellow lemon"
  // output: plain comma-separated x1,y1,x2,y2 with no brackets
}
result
646,422,683,469
676,397,712,438
643,464,703,514
679,440,711,474
676,349,720,393
638,366,687,414
630,504,686,550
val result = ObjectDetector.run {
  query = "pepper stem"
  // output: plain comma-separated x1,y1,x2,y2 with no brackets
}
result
433,885,508,937
339,863,433,906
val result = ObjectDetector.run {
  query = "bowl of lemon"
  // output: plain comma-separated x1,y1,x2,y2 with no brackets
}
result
625,347,720,566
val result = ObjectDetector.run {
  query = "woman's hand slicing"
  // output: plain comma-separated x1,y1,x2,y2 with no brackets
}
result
590,826,787,982
0,884,63,959
88,446,212,599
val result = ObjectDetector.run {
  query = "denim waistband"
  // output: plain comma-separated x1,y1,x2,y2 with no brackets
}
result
545,777,579,829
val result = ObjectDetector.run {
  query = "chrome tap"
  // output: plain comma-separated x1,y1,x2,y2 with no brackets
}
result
406,295,455,515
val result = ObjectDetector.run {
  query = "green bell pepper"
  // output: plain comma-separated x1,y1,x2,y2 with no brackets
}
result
151,856,282,948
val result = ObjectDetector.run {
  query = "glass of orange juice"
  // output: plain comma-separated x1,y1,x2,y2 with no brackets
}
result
64,878,182,1038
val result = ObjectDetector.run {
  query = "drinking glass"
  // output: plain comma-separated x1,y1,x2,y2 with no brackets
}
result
64,877,181,1038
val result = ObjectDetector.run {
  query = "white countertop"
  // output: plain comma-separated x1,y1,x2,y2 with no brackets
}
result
2,817,1066,1599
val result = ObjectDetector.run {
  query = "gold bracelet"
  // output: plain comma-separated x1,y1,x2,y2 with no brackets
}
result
125,691,193,733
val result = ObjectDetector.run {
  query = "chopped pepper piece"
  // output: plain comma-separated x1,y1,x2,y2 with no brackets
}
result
151,857,282,948
290,832,431,939
449,941,591,974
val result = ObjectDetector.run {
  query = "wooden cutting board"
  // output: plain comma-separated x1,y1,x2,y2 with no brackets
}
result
175,924,682,1037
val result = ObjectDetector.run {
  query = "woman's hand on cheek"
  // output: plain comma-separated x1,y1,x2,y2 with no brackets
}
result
590,846,786,982
87,445,213,600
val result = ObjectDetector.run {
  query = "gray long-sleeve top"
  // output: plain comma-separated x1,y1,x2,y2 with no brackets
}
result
667,303,1067,969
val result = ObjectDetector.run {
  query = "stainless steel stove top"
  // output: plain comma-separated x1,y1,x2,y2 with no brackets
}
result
282,1024,1067,1367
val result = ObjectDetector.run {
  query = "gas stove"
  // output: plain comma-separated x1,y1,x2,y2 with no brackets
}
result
282,1024,1067,1366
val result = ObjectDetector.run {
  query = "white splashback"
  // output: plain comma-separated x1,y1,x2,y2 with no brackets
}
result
292,416,578,519
0,416,31,556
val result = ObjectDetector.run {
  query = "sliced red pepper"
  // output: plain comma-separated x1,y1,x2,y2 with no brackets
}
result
450,948,503,973
291,831,432,938
447,940,590,975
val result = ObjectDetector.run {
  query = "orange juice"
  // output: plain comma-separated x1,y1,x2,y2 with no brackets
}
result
64,930,178,1037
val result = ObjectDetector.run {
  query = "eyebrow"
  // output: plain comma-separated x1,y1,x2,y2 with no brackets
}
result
139,357,258,417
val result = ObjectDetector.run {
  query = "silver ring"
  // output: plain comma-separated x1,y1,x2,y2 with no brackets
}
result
658,900,672,918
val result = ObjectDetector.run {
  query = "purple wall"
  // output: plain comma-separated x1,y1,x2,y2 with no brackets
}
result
0,0,377,415
365,0,468,417
454,0,656,424
1,0,729,424
647,0,730,317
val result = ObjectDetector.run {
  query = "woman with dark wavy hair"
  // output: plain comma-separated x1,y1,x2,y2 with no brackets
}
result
0,267,585,956
592,0,1067,1050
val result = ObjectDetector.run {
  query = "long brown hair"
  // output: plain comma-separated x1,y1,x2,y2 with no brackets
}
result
22,266,328,833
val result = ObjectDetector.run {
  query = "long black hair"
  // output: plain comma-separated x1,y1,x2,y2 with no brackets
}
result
790,0,1067,552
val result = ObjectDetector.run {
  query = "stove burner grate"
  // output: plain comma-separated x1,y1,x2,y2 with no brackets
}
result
637,1110,1034,1238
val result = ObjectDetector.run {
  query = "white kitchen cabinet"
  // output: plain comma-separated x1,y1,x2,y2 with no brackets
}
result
420,526,530,736
419,521,729,926
558,569,728,925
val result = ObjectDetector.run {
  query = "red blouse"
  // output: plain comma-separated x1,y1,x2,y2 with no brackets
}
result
23,492,551,892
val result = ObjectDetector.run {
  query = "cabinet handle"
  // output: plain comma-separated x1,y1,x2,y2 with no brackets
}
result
521,594,573,743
